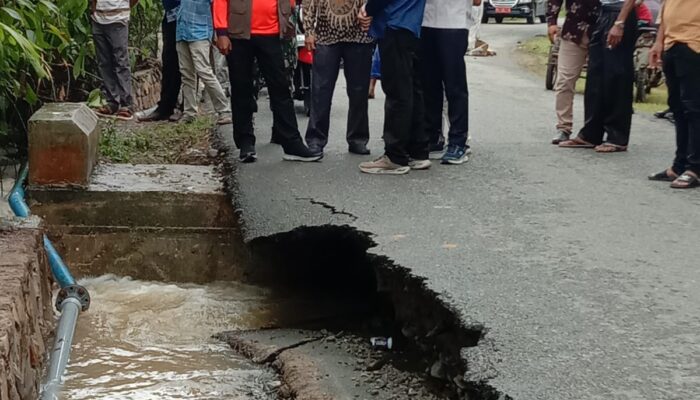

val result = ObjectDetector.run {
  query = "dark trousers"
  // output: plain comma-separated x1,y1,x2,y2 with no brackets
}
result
227,35,302,151
578,4,637,146
664,44,700,175
92,21,133,108
305,42,373,149
379,28,428,165
156,18,181,115
421,27,469,148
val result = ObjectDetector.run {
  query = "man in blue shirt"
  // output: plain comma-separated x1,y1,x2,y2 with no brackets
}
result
175,0,231,124
140,0,182,122
358,0,429,175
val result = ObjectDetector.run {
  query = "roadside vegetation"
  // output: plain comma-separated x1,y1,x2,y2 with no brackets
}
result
517,35,668,114
0,0,162,157
99,117,216,165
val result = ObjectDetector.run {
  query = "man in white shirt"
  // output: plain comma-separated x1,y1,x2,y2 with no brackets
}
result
421,0,480,165
91,0,139,120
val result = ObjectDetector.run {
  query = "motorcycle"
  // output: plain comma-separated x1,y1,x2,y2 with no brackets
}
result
293,1,312,116
633,25,664,103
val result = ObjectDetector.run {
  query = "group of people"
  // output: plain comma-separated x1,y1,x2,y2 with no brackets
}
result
548,0,699,189
90,0,481,169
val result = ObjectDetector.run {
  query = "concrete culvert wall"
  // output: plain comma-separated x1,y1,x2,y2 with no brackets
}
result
244,224,508,400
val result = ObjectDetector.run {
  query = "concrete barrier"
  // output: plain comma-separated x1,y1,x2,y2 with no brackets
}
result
28,103,99,188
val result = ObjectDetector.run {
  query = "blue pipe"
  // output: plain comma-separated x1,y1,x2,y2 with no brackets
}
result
8,164,76,288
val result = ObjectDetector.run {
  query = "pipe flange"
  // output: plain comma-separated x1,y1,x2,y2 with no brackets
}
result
55,284,91,312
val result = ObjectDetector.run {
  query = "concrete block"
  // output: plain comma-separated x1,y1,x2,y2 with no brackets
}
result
28,103,99,188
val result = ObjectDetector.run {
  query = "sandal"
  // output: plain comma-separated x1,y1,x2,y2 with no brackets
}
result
670,171,699,189
594,143,627,153
558,137,595,148
648,168,678,182
94,104,117,118
115,107,134,121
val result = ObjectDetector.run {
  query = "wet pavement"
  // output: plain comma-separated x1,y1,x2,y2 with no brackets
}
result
219,22,700,399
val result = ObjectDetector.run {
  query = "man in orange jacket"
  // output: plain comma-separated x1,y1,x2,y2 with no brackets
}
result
213,0,322,162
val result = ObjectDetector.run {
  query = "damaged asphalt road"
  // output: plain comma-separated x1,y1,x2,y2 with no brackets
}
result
218,23,700,399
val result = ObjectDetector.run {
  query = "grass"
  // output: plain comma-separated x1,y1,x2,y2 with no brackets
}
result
99,116,215,164
516,35,668,114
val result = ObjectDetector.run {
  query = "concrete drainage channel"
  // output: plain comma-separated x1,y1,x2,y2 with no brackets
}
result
28,162,506,399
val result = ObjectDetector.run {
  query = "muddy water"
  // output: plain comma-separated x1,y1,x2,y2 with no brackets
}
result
61,275,277,400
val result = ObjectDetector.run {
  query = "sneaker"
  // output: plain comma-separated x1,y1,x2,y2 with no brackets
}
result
283,141,323,162
239,147,257,163
429,140,445,160
441,145,469,165
551,130,571,145
408,159,431,170
138,109,170,122
217,112,232,125
359,155,410,175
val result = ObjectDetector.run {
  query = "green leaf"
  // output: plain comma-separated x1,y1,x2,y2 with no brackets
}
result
23,84,38,104
1,7,22,21
73,50,85,79
0,22,48,78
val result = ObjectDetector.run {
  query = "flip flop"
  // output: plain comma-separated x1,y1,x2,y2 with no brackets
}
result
648,169,678,182
558,137,595,148
594,143,627,153
670,172,699,189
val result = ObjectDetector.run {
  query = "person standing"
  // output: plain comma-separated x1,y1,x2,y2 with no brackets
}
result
91,0,138,120
357,0,429,175
304,0,375,156
139,0,182,122
421,0,480,165
213,0,322,162
546,0,600,144
559,0,638,152
175,0,232,124
648,0,700,188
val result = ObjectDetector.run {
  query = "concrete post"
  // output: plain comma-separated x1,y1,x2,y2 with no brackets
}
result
28,103,99,188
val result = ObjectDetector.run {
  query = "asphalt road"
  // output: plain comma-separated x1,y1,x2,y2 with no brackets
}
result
221,22,700,399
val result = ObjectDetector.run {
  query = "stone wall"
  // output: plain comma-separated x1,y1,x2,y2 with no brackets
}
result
132,64,162,111
0,219,54,400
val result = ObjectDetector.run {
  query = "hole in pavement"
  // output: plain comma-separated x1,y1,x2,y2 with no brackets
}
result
32,173,508,399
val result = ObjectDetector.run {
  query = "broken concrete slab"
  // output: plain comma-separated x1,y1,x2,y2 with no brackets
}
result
28,103,99,188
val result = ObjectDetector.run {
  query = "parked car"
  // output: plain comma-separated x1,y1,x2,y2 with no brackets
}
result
483,0,547,24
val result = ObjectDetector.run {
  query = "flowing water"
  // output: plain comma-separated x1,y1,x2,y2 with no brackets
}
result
60,275,278,400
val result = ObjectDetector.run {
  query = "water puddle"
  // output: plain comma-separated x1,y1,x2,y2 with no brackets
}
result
60,275,278,400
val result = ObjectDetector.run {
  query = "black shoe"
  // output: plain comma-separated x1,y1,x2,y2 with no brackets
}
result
138,109,170,122
551,130,571,145
654,109,670,119
239,147,257,163
271,130,283,145
308,143,324,155
348,143,370,155
283,141,323,162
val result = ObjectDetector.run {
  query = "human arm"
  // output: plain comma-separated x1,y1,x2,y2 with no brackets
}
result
304,0,317,50
649,20,664,68
606,0,637,48
213,0,232,54
546,0,563,43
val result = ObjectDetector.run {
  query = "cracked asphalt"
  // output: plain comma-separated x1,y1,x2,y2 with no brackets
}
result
220,22,700,399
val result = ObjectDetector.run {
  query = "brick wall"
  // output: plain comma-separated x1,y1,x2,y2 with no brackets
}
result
0,221,53,400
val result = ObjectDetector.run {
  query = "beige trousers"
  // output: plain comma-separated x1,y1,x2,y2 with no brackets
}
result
554,38,588,133
176,40,230,119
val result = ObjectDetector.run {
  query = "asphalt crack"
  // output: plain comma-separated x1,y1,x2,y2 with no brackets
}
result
296,197,358,221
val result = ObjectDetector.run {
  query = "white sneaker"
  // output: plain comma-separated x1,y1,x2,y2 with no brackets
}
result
408,159,431,170
359,155,410,175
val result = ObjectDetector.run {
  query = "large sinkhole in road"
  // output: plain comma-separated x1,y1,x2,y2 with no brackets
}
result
32,163,501,399
62,276,277,399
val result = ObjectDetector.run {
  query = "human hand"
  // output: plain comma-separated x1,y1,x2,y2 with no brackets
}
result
305,34,316,51
606,23,624,48
473,0,482,5
216,35,232,56
547,25,558,43
358,5,372,32
649,41,663,69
